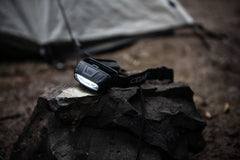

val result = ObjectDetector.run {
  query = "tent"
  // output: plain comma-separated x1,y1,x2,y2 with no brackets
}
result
0,0,194,61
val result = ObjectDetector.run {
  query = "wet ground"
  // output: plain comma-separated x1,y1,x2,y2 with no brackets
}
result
0,0,240,159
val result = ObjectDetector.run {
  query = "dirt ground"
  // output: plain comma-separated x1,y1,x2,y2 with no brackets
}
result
0,0,240,159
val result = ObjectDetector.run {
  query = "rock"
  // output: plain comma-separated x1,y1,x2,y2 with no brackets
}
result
10,81,206,160
205,111,212,119
223,103,230,113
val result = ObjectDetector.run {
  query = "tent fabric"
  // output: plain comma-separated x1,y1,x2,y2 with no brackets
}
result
0,0,194,45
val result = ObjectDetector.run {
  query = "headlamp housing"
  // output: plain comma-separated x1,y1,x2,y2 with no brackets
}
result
74,59,114,91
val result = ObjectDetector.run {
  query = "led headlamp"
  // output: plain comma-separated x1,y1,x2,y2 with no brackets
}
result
74,57,173,92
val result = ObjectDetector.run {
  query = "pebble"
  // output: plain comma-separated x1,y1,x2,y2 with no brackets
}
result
223,103,230,113
205,111,212,119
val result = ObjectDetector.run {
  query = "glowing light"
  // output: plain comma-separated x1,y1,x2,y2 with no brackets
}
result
75,73,99,91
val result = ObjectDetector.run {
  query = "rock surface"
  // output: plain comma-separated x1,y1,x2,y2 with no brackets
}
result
10,81,206,160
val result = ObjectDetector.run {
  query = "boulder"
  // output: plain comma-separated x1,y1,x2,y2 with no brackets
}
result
10,81,206,160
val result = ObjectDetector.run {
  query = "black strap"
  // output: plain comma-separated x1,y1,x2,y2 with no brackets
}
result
136,86,145,160
112,67,173,88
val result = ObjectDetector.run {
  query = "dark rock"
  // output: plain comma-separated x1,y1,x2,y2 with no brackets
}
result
10,82,206,160
0,148,5,160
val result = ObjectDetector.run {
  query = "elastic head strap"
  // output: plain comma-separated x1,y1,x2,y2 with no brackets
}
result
111,67,173,88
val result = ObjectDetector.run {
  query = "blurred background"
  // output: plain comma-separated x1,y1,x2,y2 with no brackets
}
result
0,0,240,159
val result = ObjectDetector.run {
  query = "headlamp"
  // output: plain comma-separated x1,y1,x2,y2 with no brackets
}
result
74,58,173,92
74,58,118,91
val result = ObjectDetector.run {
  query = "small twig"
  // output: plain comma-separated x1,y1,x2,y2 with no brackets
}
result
0,114,21,121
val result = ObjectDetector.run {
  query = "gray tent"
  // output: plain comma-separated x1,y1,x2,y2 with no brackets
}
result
0,0,194,60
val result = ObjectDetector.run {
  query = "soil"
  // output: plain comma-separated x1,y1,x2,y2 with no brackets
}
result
0,0,240,159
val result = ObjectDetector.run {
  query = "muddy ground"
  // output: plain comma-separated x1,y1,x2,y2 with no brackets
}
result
0,0,240,159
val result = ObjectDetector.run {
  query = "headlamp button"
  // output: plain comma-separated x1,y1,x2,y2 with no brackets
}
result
92,64,99,69
83,66,98,77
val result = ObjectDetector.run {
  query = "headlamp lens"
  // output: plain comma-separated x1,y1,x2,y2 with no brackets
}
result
74,73,99,91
